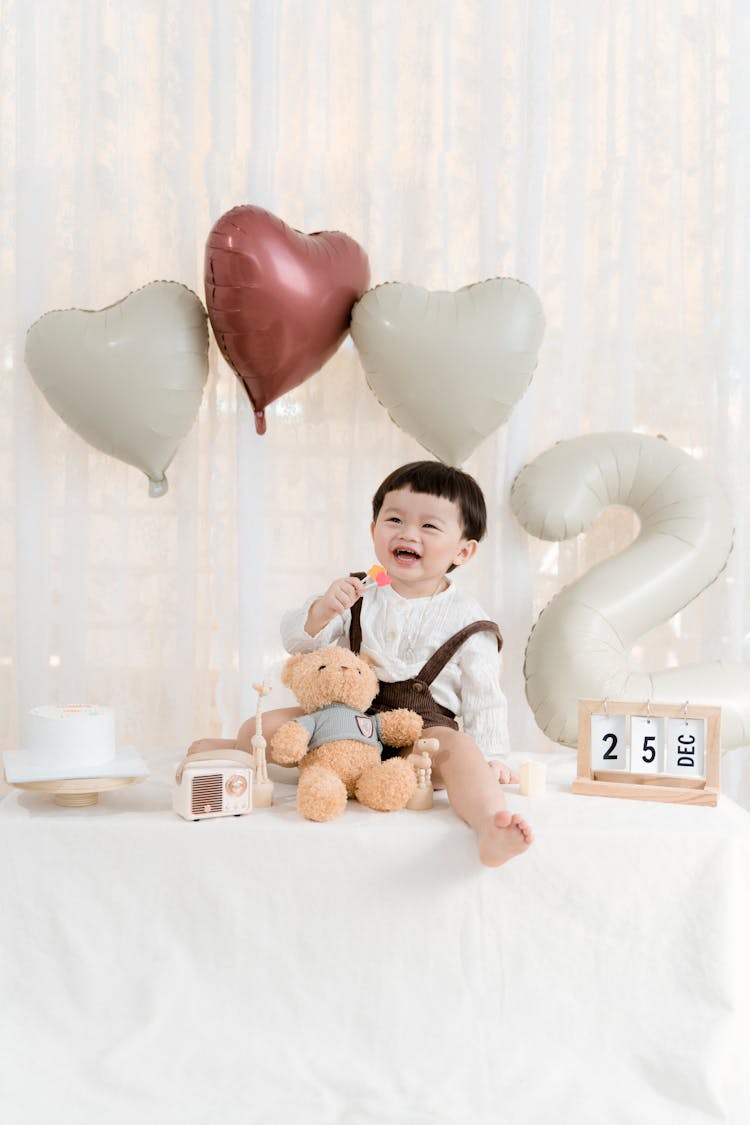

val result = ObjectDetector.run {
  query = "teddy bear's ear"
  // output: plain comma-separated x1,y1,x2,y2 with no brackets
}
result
281,652,309,689
357,653,375,669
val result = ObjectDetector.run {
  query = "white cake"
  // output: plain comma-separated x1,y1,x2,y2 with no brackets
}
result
3,704,149,785
26,704,116,769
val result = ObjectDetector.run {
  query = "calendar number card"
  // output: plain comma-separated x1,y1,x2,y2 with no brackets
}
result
574,700,720,805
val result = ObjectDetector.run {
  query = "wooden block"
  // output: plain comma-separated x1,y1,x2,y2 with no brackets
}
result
252,779,274,808
519,760,547,796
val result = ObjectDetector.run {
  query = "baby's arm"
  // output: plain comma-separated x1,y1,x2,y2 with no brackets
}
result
457,634,513,770
280,576,364,653
304,576,366,637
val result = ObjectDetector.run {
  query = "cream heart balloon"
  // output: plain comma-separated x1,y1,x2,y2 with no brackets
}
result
351,278,545,465
25,281,209,496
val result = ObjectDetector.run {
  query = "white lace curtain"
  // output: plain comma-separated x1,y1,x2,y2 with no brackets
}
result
2,0,749,805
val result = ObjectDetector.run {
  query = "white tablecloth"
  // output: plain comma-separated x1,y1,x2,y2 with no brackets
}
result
1,750,749,1125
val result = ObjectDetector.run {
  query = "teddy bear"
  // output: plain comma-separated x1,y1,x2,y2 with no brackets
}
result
270,646,424,822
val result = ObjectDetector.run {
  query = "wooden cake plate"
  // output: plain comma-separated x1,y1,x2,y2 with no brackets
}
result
9,775,144,807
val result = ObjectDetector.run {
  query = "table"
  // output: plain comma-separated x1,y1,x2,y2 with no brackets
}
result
1,750,749,1125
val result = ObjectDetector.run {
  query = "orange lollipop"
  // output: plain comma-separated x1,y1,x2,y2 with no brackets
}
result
365,565,391,588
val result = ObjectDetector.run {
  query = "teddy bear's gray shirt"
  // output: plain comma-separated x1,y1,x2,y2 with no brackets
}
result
295,705,384,752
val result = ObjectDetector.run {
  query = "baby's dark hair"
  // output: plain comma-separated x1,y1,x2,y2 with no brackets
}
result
372,461,488,543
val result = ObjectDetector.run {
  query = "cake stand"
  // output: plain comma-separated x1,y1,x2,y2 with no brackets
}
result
8,775,145,807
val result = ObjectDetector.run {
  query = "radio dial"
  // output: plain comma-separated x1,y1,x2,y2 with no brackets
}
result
226,774,248,797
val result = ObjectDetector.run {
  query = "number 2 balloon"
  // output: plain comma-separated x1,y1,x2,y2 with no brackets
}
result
512,432,750,749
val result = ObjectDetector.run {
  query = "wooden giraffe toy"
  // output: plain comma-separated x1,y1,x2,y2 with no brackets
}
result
407,737,438,810
251,681,274,808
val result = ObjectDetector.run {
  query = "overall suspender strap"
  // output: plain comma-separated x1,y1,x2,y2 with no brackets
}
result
417,620,502,687
348,575,501,687
348,573,366,654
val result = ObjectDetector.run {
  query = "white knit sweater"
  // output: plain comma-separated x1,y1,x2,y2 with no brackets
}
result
280,575,510,761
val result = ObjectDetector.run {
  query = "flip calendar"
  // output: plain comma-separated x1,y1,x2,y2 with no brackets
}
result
574,700,720,805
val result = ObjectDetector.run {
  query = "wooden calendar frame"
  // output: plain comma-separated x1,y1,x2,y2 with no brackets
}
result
573,699,721,806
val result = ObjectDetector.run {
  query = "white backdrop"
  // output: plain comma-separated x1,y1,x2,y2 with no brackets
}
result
2,0,749,805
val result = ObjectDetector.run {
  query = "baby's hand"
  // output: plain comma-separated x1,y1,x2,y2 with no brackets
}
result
320,576,366,617
305,576,366,635
489,760,518,785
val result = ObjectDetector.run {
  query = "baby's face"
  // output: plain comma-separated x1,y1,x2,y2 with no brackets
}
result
370,487,477,596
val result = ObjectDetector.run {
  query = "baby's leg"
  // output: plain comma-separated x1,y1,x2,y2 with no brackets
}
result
186,737,236,758
185,707,305,759
235,707,305,753
423,726,533,868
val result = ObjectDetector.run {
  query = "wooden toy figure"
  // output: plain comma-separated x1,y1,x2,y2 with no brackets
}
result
407,737,438,810
251,681,274,808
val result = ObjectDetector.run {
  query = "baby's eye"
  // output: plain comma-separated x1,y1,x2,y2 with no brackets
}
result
423,523,438,530
387,517,401,524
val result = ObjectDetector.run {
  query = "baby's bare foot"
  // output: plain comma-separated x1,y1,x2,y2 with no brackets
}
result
477,812,533,867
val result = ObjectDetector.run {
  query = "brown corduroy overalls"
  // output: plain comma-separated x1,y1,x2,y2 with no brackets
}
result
349,576,502,759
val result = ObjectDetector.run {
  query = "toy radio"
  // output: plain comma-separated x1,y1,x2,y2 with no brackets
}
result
173,684,275,821
173,758,253,820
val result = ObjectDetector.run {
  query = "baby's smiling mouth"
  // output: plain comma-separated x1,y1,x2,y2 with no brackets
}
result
393,547,421,562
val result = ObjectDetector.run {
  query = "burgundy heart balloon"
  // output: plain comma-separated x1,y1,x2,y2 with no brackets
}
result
204,205,370,434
